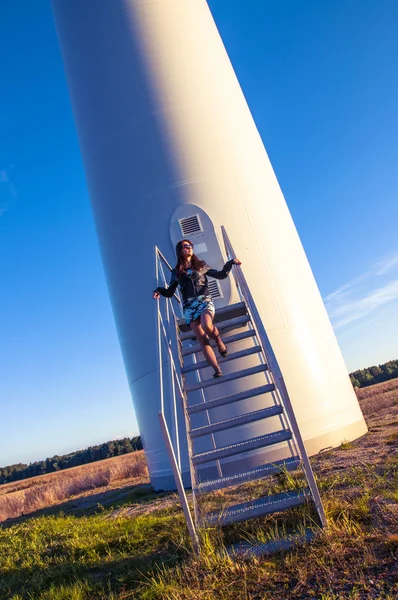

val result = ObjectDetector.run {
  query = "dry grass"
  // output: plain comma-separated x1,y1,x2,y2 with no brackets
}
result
356,378,398,416
0,380,397,599
0,451,148,522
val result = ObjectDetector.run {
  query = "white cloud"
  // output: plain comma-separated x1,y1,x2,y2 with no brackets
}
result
373,254,398,276
324,251,398,330
328,280,398,329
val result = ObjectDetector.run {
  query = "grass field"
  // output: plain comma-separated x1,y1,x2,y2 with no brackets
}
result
0,380,397,599
0,452,148,523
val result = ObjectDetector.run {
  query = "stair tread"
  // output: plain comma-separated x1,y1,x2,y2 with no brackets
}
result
179,314,250,341
192,429,292,465
181,329,256,357
196,456,301,493
188,384,275,414
227,528,317,557
185,364,268,393
201,488,311,526
155,244,326,545
178,302,247,332
189,405,283,439
182,345,262,374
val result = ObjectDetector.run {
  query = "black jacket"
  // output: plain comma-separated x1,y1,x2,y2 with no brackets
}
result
155,260,235,304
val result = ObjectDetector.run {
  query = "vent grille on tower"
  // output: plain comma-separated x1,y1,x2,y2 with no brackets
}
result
208,279,223,299
179,215,203,236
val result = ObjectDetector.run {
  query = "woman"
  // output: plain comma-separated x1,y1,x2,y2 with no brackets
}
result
153,239,241,378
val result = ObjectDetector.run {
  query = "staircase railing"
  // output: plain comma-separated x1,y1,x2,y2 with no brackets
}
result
154,247,200,553
221,227,326,527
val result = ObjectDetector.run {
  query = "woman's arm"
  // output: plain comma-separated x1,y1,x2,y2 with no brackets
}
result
205,259,240,280
153,269,178,298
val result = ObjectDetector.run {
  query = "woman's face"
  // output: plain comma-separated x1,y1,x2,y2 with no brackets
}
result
181,241,193,259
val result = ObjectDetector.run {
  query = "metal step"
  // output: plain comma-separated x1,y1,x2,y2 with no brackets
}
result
196,456,301,493
192,429,292,466
179,314,250,342
181,329,256,357
188,384,275,415
177,302,247,332
182,345,262,374
228,528,316,558
201,488,311,527
189,405,283,439
185,364,268,393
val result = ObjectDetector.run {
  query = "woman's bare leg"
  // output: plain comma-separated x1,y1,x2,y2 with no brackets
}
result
200,312,227,355
190,319,221,373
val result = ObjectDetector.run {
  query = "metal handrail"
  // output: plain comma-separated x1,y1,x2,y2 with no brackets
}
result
156,246,174,272
154,247,183,456
221,226,326,528
154,246,200,552
158,311,185,406
155,246,181,304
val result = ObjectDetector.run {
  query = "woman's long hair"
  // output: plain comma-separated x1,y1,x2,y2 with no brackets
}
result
175,239,205,275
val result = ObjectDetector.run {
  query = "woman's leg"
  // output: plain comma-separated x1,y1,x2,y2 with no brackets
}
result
200,311,227,355
190,319,221,374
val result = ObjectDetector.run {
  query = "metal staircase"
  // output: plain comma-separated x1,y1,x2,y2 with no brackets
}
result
155,228,326,557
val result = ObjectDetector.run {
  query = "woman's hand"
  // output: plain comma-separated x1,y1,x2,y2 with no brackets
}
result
233,258,242,265
153,291,160,299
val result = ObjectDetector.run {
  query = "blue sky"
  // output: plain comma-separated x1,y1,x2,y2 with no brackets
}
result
1,0,397,468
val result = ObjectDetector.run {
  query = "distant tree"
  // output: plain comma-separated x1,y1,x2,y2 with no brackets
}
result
0,435,142,486
131,436,143,451
368,366,382,380
349,358,398,388
120,438,133,454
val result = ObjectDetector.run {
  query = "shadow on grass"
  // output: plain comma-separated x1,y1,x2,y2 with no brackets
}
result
0,548,185,599
0,482,179,528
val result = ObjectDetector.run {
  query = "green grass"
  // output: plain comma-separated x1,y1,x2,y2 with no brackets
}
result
1,381,397,600
0,507,189,600
338,440,354,450
1,454,397,600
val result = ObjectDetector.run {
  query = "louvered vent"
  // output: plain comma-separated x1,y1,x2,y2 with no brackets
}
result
208,279,223,299
179,215,203,236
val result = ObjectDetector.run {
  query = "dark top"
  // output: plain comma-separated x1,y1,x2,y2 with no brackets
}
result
154,259,235,304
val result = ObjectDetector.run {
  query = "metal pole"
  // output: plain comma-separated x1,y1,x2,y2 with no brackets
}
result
158,412,200,554
155,249,165,416
221,226,327,528
167,300,181,472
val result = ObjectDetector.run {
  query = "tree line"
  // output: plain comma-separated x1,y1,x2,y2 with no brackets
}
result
349,359,398,388
2,358,397,484
0,436,142,485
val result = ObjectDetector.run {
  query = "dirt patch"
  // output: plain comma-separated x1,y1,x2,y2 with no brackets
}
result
107,492,181,519
312,380,398,475
2,380,397,529
108,379,398,524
